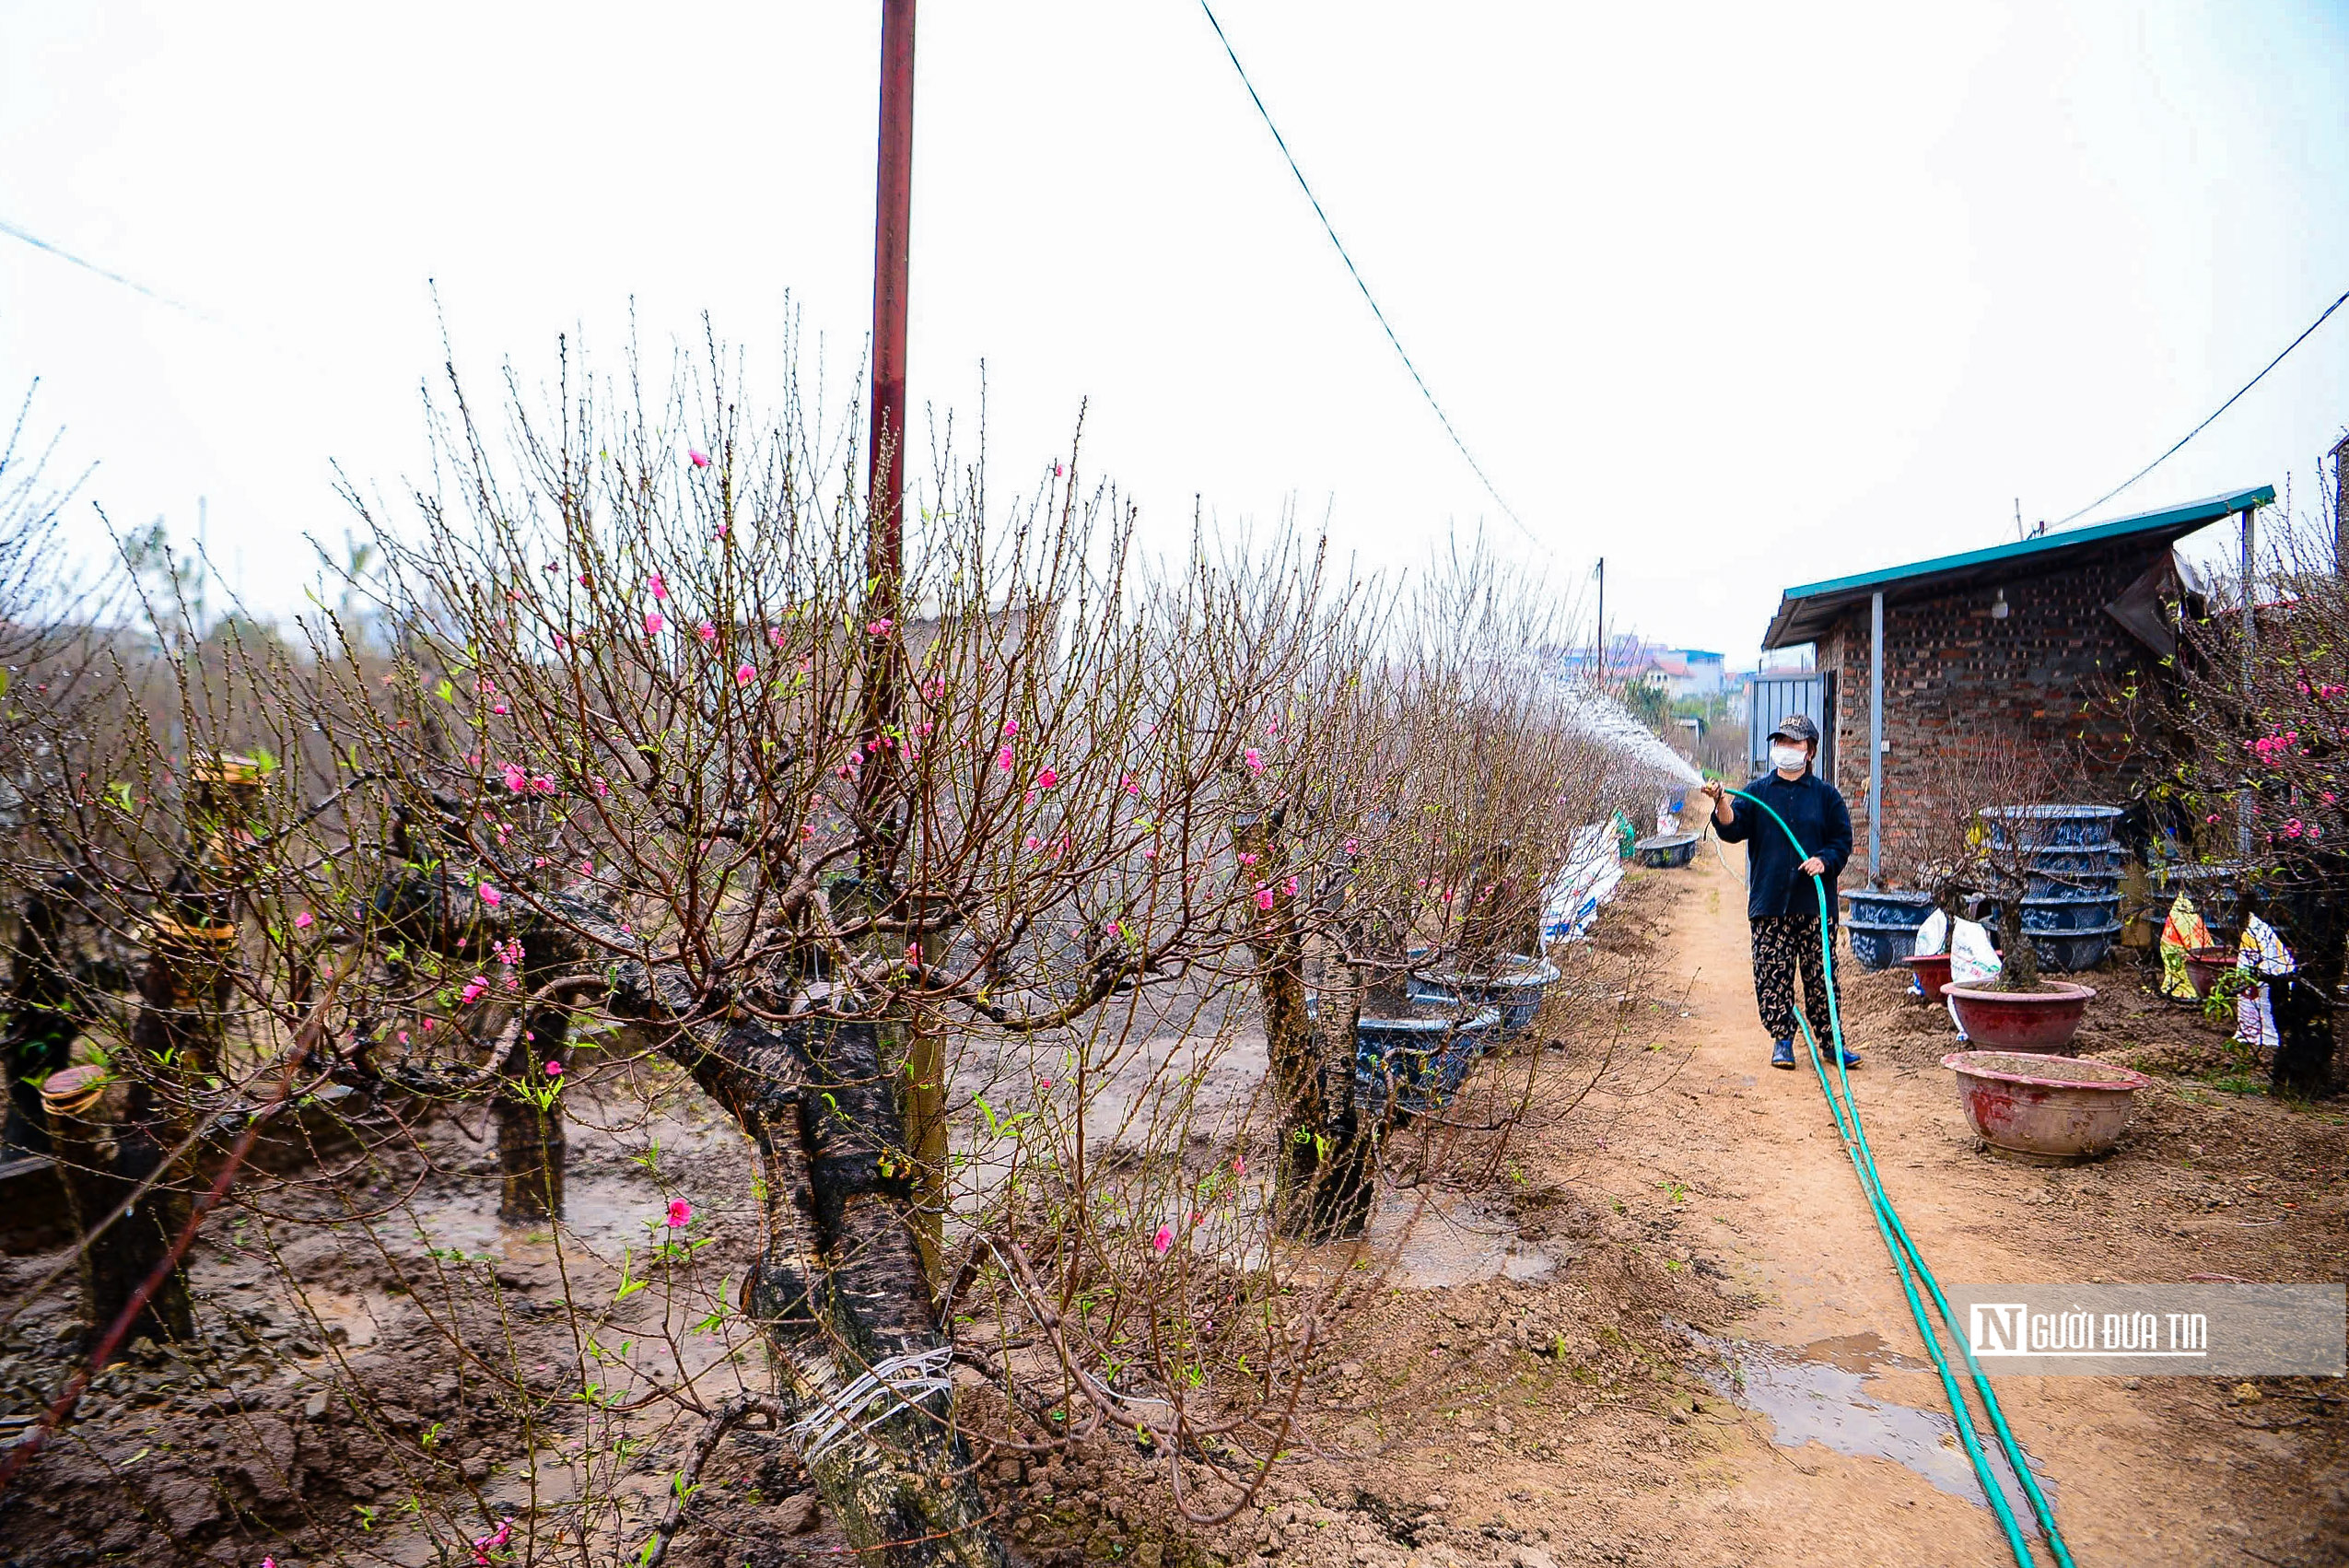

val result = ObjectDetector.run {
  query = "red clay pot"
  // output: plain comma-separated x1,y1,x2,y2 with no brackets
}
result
1944,981,2096,1053
2182,946,2238,1000
1901,952,1953,1001
1944,1050,2151,1164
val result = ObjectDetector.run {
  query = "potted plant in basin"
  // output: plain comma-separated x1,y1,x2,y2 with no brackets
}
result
1909,731,2101,1051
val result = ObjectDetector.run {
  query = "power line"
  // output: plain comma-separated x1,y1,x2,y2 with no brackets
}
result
2053,281,2349,527
0,216,221,323
1194,1,1546,555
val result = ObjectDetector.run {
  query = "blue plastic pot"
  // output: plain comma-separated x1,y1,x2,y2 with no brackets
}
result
1978,804,2123,849
1982,895,2123,934
1410,954,1560,1038
1845,919,1922,969
2028,923,2122,973
1841,889,1935,928
1352,1010,1500,1114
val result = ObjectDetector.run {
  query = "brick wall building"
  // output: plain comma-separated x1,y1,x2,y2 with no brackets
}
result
1759,486,2274,887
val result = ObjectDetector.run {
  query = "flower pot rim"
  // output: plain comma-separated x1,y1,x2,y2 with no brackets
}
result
1943,980,2097,1003
1941,1049,2150,1093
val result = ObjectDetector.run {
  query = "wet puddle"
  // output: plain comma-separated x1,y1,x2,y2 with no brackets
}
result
1282,1190,1556,1290
1687,1327,2054,1528
1380,1192,1556,1288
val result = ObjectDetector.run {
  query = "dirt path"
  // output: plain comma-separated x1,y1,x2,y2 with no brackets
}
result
1568,842,2346,1566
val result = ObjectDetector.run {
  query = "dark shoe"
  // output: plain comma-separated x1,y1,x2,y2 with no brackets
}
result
1829,1047,1863,1070
1770,1039,1796,1070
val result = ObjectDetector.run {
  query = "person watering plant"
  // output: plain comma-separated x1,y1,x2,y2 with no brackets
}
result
1700,713,1860,1071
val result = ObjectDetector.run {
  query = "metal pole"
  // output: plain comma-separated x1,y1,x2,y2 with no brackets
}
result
2238,505,2256,858
1594,557,1605,687
859,0,916,837
867,0,917,616
863,0,943,1279
1869,590,1884,886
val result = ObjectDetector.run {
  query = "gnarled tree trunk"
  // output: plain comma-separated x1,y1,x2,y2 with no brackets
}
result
1238,814,1378,1241
542,900,1007,1567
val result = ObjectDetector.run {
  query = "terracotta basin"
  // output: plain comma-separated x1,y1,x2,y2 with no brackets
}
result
1944,980,2095,1053
1943,1050,2152,1165
1901,952,1953,1001
2182,946,2238,1000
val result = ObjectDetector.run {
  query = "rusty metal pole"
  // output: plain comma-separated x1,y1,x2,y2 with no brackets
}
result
858,0,915,852
2238,505,2257,859
862,0,950,1279
867,0,916,629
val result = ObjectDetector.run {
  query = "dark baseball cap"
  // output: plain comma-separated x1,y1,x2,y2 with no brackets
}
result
1769,713,1819,744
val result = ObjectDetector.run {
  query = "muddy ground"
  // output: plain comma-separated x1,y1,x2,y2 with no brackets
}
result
2,846,2343,1565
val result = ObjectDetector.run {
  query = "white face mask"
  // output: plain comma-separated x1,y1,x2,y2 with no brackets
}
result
1770,743,1807,773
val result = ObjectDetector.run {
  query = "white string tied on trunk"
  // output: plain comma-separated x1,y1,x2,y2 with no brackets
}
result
789,1344,956,1463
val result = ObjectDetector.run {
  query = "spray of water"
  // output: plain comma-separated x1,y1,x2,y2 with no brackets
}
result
1555,683,1705,789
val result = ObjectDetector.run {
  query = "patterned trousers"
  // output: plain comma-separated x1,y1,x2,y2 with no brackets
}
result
1750,911,1838,1044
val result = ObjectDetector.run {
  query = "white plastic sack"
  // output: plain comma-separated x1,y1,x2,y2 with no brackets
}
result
2235,915,2294,1048
1544,822,1625,943
1946,918,2000,1040
1914,908,1950,957
2237,986,2280,1051
1907,908,1950,996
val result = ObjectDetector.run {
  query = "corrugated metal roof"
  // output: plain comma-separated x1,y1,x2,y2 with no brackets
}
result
1761,485,2274,649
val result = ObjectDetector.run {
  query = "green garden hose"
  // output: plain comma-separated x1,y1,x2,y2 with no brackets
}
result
1725,786,2075,1568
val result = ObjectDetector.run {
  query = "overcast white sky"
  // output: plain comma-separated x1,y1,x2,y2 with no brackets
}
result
6,2,2347,662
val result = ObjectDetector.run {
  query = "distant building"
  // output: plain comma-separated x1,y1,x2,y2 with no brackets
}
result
1555,639,1724,696
1667,649,1727,697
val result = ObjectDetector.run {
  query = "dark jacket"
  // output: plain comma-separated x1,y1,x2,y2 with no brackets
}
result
1715,768,1853,923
